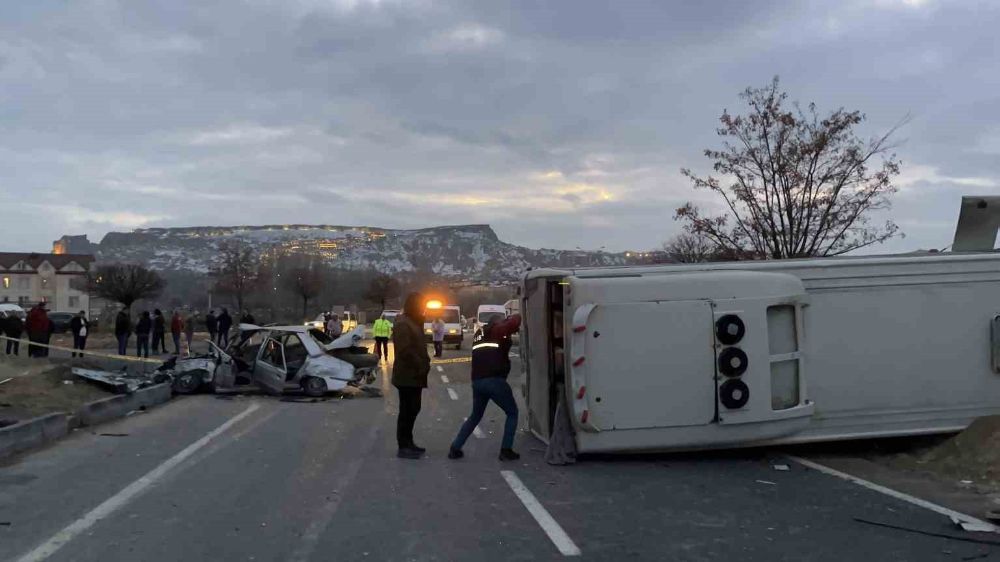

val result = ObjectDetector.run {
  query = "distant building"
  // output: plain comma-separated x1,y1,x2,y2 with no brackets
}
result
52,235,96,255
0,253,95,312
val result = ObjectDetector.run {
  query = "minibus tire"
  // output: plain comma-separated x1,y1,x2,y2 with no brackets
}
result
718,347,748,377
720,379,750,409
715,315,746,345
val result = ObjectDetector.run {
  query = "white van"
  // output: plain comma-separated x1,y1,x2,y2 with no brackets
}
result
423,303,463,349
474,304,507,337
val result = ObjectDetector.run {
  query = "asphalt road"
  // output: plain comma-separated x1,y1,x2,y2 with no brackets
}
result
2,338,999,561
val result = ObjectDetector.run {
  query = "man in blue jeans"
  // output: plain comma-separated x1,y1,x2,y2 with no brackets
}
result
449,313,522,461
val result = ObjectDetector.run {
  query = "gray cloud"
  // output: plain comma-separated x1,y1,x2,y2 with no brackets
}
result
1,0,999,254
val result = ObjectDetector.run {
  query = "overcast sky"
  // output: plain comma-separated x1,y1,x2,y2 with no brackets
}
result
2,0,999,254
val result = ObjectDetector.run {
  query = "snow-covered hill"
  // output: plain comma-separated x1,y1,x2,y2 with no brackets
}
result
86,224,629,282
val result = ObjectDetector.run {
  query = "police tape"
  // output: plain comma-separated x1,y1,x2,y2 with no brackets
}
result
0,334,168,365
430,357,472,365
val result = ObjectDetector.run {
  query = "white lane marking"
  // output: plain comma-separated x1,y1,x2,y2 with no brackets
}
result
463,417,486,439
447,388,459,400
787,455,1000,532
15,403,262,562
501,471,581,556
440,375,450,384
436,365,444,372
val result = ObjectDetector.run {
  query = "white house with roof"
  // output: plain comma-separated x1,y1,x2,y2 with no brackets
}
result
0,253,95,312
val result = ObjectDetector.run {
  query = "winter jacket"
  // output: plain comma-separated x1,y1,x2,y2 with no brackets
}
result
217,312,232,333
70,316,89,337
372,318,392,338
115,311,131,336
471,314,521,381
390,314,430,388
25,307,49,336
240,314,255,325
184,316,196,337
170,314,183,335
3,315,23,338
152,314,165,335
205,313,218,333
136,316,152,336
431,320,446,342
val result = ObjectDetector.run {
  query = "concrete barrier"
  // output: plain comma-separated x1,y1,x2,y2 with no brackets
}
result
0,413,70,459
0,383,173,460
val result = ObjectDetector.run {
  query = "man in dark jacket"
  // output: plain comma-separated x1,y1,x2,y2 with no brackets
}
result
3,312,23,356
135,311,152,358
115,308,131,355
391,292,431,459
449,314,523,461
151,309,166,354
205,310,218,345
240,310,255,325
217,308,232,348
25,302,49,358
69,310,89,358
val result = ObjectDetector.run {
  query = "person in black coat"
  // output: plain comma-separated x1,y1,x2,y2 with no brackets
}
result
217,308,233,348
69,310,89,358
205,310,218,345
3,313,23,356
135,311,152,358
114,309,131,356
151,309,166,354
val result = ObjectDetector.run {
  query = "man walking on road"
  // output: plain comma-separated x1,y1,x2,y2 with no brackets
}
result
70,310,89,358
449,313,523,462
170,310,183,355
391,292,431,460
431,317,445,358
136,311,152,358
115,308,131,356
372,313,392,361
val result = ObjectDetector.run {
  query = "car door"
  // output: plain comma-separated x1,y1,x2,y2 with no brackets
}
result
253,336,287,395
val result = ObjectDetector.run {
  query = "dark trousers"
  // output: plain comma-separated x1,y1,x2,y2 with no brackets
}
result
172,333,181,354
5,337,19,356
117,334,129,355
137,334,150,358
185,333,193,355
396,386,423,448
452,377,519,451
433,341,443,357
28,333,44,357
216,330,229,348
374,337,389,359
72,334,87,357
152,331,165,353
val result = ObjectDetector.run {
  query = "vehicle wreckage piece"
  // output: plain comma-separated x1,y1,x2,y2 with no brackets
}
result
72,367,171,395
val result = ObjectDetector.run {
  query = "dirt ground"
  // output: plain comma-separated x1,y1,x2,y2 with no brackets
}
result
0,355,113,424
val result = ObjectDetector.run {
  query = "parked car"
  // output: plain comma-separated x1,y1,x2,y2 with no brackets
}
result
48,312,75,333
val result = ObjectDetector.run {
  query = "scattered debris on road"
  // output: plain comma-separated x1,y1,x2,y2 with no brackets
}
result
0,378,12,386
952,517,998,533
755,479,777,485
772,464,790,471
98,433,129,437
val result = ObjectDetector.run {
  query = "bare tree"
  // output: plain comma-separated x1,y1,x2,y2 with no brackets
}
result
676,76,905,259
282,265,324,320
662,233,718,263
364,273,401,310
87,264,165,310
213,241,259,312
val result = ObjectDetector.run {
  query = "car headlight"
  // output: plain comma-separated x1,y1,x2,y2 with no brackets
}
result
449,329,457,334
425,329,432,334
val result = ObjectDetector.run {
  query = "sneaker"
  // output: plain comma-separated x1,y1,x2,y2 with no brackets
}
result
448,447,464,459
410,443,427,453
499,448,520,461
397,447,423,459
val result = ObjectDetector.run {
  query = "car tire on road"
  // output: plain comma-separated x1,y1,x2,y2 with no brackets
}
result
172,369,205,394
302,376,327,397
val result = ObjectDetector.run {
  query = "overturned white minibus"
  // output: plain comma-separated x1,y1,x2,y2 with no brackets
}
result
521,252,1000,453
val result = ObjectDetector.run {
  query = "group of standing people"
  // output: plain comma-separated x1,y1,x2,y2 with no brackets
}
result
204,308,239,349
115,308,196,358
389,292,522,461
0,303,89,358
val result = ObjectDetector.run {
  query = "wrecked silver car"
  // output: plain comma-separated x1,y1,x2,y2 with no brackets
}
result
172,324,381,397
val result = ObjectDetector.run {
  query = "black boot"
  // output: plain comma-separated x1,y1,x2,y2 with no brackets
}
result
410,443,426,453
448,447,464,459
397,447,423,459
499,448,520,461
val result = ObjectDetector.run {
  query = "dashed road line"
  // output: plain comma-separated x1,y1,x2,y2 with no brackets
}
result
787,455,1000,532
14,403,262,562
501,471,581,556
447,388,459,400
473,426,485,439
436,365,444,372
441,375,450,383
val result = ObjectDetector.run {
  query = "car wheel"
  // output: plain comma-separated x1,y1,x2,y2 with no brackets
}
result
302,376,327,397
172,369,205,394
